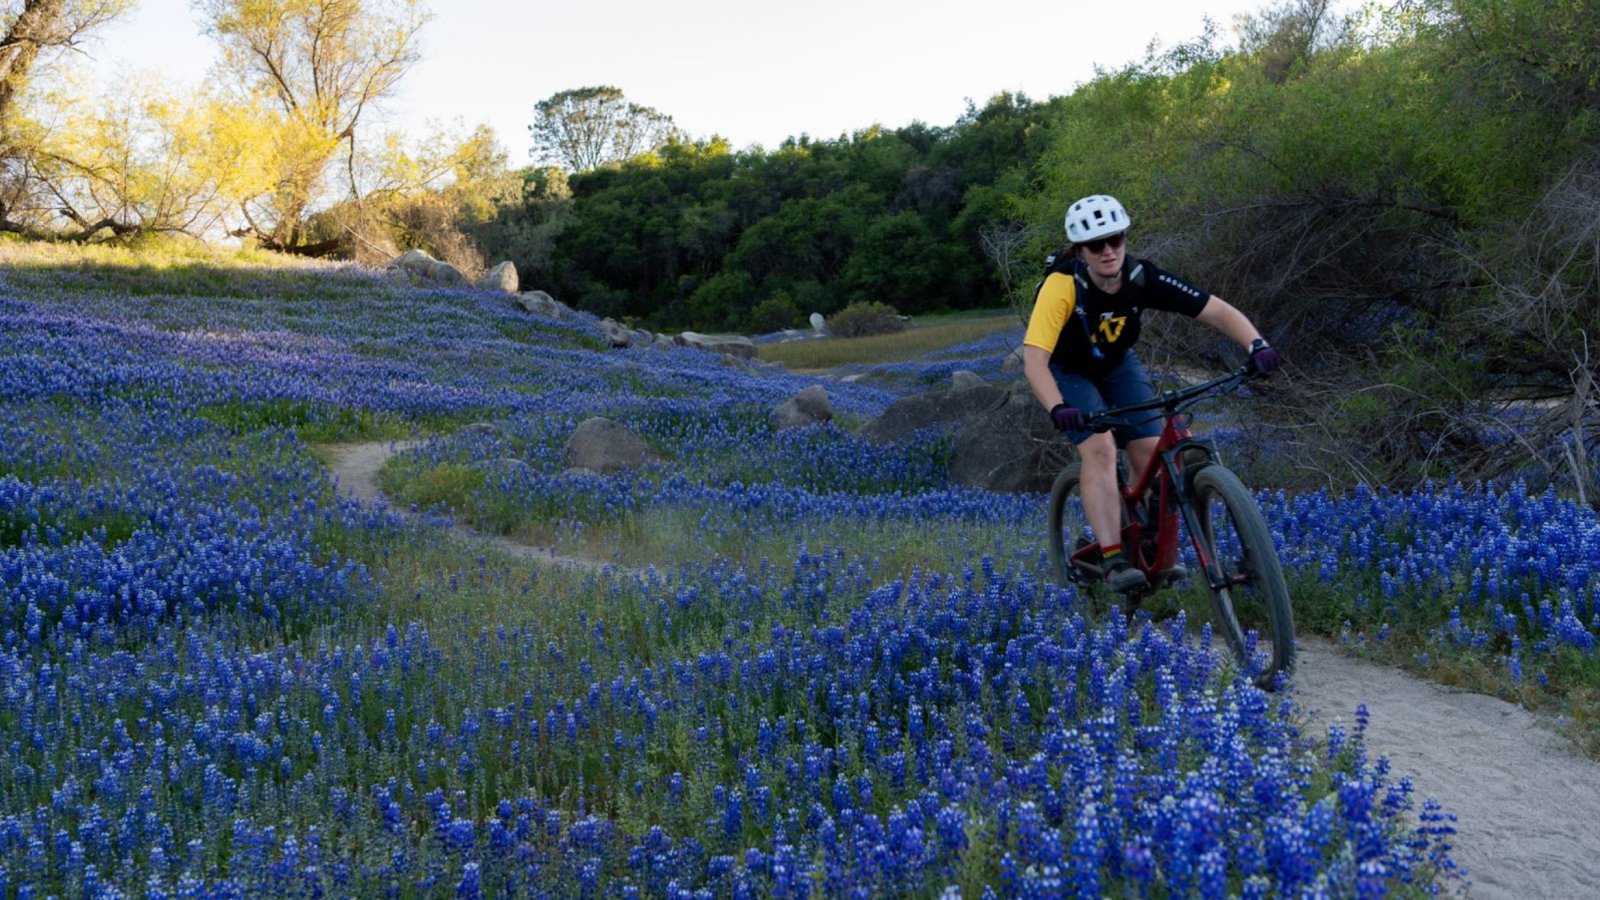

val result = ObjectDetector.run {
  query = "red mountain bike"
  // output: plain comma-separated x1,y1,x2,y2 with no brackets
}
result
1047,366,1295,688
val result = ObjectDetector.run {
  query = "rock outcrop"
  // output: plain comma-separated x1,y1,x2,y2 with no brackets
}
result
562,417,659,475
476,261,519,294
674,331,758,359
515,290,575,318
858,372,1069,493
770,385,833,431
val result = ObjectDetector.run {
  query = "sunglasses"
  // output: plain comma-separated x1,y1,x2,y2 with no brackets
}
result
1081,232,1126,254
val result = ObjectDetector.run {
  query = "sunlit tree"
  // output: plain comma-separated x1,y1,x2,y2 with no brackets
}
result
30,81,275,238
0,0,132,235
195,0,432,252
529,86,679,172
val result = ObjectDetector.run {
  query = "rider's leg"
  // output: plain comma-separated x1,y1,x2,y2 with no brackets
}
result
1124,436,1158,485
1081,432,1148,592
1077,431,1122,549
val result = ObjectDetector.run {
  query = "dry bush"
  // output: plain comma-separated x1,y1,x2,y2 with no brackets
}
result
1448,160,1600,503
383,195,485,279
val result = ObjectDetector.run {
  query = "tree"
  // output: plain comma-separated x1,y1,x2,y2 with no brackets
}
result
529,86,678,172
195,0,431,253
1,1,129,141
360,123,513,270
0,0,132,235
1234,0,1353,83
21,81,277,240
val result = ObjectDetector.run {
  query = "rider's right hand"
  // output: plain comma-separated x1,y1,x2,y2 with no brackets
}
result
1247,339,1282,375
1050,403,1088,432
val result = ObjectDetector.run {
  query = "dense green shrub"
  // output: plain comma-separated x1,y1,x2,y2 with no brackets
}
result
827,301,908,338
744,293,802,333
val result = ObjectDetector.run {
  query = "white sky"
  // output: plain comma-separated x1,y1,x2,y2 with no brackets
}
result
83,0,1276,158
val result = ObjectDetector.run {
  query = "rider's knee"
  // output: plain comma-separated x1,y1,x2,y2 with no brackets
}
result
1077,433,1117,468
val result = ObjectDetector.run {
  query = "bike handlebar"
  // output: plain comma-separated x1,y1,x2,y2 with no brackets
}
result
1085,365,1258,432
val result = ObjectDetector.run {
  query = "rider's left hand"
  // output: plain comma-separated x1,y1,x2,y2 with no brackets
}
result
1247,339,1282,375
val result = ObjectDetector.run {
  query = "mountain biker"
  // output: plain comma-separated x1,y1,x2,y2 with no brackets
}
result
1022,194,1282,592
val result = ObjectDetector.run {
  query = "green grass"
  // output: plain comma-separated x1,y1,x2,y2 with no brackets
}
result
0,508,144,550
757,311,1017,371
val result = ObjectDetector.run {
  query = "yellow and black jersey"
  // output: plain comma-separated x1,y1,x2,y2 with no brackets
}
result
1022,255,1210,376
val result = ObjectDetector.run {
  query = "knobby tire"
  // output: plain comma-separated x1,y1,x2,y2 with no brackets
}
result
1187,464,1295,688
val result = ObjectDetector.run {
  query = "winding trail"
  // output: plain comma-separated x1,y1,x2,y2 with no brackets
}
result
316,441,626,576
318,440,1600,898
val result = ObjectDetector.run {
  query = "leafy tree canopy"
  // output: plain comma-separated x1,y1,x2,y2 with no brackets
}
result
529,86,680,173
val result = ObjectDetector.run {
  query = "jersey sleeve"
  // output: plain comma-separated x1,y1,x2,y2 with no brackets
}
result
1143,263,1211,317
1023,272,1076,353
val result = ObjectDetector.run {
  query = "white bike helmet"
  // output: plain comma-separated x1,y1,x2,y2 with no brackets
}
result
1065,194,1130,243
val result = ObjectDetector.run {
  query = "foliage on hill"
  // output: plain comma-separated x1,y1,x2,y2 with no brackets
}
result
475,93,1052,332
472,0,1599,498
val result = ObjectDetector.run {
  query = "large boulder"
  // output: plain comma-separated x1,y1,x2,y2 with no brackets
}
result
858,379,1006,445
947,385,1068,493
562,417,659,475
858,373,1070,492
770,385,833,431
598,317,633,348
950,370,989,393
516,290,574,318
388,248,468,288
394,248,436,278
477,261,519,294
674,331,758,359
1001,345,1026,374
428,260,466,286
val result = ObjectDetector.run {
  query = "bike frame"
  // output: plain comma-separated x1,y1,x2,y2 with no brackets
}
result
1067,368,1253,592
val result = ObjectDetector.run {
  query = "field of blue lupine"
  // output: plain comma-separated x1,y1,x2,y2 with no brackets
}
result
3,255,1595,896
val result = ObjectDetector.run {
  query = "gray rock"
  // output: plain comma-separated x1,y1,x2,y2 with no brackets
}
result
770,385,833,431
481,457,532,478
857,379,1068,492
598,318,633,348
428,260,465,286
456,421,503,440
395,248,436,277
950,370,988,393
946,385,1067,492
562,417,659,475
516,290,572,318
858,381,1006,444
809,312,826,333
477,261,519,294
674,331,758,359
1001,345,1026,373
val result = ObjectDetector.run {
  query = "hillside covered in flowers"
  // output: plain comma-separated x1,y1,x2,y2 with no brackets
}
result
6,249,1594,896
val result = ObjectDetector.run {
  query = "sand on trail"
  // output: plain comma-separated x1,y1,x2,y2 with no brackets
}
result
318,440,1600,898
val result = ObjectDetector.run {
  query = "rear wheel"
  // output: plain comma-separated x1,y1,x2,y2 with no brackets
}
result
1187,465,1295,688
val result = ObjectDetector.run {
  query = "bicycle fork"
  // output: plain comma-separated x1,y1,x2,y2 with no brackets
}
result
1174,466,1252,653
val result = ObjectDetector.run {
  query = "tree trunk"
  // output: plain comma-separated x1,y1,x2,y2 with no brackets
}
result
0,0,68,139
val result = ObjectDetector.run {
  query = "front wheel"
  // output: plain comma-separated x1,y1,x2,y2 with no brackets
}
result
1187,465,1295,688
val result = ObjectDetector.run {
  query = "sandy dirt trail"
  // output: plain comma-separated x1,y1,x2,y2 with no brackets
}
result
317,441,622,575
318,440,1600,898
